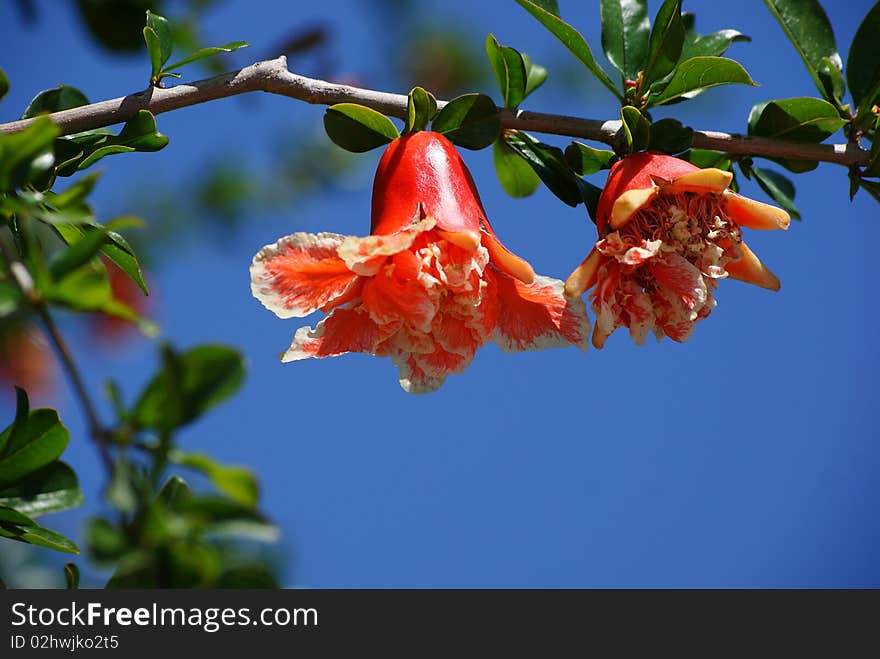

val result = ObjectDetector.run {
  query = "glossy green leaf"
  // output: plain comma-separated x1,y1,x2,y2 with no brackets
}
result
0,404,70,489
64,562,79,589
132,344,245,432
145,10,173,68
600,0,650,80
431,93,500,150
45,265,156,336
169,450,259,509
21,85,90,119
143,27,164,80
522,53,548,98
486,34,527,109
65,111,168,172
817,56,846,106
50,172,101,208
49,226,109,280
405,86,438,134
683,148,732,171
0,521,79,554
576,178,603,223
0,67,8,102
681,13,750,60
642,0,684,88
164,41,250,72
502,130,582,206
0,462,83,517
565,142,616,176
866,135,880,178
748,97,847,142
515,0,621,99
647,118,693,153
54,223,149,295
620,106,650,152
0,503,35,526
158,475,192,506
847,1,880,110
763,0,841,98
0,117,59,192
649,56,756,105
324,103,399,153
855,177,880,203
751,167,800,220
493,138,541,197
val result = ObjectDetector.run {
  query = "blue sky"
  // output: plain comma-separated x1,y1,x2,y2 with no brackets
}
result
1,0,878,587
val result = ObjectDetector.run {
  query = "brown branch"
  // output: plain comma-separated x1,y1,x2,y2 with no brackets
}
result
0,55,869,167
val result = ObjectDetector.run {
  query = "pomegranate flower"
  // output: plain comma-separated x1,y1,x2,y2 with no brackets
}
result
565,152,790,348
251,131,589,393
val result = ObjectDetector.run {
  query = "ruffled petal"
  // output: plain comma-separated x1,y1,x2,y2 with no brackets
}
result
282,307,383,361
251,232,358,319
648,251,708,315
361,252,439,333
338,217,436,276
488,267,590,353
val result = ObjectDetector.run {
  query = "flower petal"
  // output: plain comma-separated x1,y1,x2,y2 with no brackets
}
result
723,190,791,230
282,307,382,361
564,246,602,297
725,241,781,291
480,228,535,285
488,268,590,353
251,232,358,319
338,217,436,276
361,253,438,332
661,167,733,194
610,185,659,229
648,251,708,314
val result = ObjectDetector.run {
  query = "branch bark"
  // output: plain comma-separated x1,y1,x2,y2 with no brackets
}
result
0,55,870,167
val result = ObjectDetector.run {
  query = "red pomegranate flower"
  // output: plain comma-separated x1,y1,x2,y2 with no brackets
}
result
565,152,790,348
251,131,589,393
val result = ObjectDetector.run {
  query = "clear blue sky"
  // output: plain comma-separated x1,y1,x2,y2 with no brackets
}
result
1,0,878,587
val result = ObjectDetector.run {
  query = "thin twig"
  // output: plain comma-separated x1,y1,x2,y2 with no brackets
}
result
0,56,870,168
0,235,114,474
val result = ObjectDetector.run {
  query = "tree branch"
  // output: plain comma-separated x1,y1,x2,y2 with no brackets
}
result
0,55,870,167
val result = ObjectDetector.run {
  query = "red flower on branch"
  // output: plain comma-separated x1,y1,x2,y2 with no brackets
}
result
251,131,589,393
565,152,790,348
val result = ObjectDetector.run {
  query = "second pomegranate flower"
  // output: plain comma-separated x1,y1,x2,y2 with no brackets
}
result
565,152,790,348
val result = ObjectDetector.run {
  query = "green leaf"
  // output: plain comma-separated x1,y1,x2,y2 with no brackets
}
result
145,10,173,69
0,67,8,102
0,116,59,192
132,344,246,432
647,118,693,154
143,27,164,80
565,142,616,176
502,130,582,206
0,406,69,489
763,0,841,99
45,265,157,336
867,135,880,179
86,517,128,561
60,111,168,172
515,0,622,99
181,496,279,543
158,475,192,506
493,138,541,197
642,0,684,88
324,103,399,153
486,34,528,109
0,521,79,554
64,562,79,589
169,450,259,509
163,41,250,72
847,1,880,111
748,97,847,142
620,106,650,152
0,462,83,517
0,503,35,526
0,281,22,318
817,56,846,106
49,226,109,281
600,0,650,80
21,85,90,119
648,56,756,105
683,148,732,170
431,93,500,150
54,222,149,295
404,87,438,134
576,178,603,223
50,172,101,208
522,53,548,98
751,167,800,220
681,13,750,60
